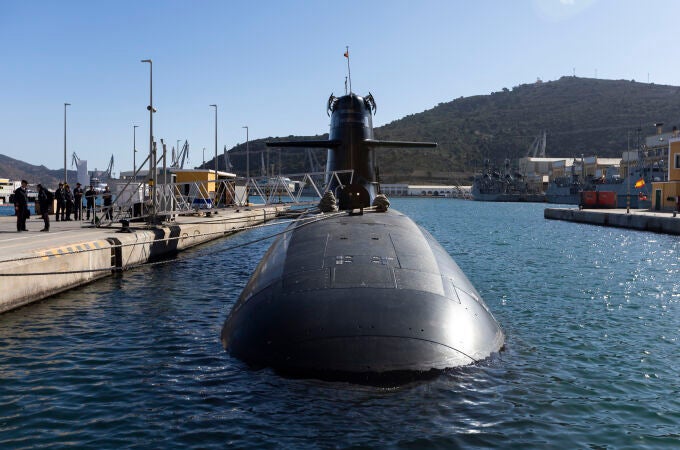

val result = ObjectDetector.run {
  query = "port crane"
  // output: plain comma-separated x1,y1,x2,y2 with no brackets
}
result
171,140,189,169
223,146,233,171
526,131,547,158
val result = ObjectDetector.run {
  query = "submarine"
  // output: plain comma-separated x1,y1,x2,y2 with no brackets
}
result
221,91,504,378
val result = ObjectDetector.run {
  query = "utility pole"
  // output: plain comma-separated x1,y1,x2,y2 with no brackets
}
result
133,125,139,177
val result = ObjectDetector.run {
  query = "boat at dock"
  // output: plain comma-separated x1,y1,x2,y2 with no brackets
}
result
471,159,545,202
0,178,20,205
222,91,504,379
546,165,660,208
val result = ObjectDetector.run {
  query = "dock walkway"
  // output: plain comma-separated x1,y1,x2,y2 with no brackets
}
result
544,207,680,235
0,205,287,313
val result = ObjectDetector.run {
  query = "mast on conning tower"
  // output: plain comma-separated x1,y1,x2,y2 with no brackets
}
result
344,46,352,94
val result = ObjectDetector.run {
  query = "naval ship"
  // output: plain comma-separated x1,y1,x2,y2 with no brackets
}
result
471,159,545,202
545,163,663,208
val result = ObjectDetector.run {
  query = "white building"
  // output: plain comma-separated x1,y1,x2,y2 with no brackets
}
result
381,184,471,198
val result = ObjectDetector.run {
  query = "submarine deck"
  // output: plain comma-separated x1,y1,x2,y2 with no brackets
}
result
223,208,505,373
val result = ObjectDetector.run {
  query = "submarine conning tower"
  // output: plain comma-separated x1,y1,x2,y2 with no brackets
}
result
265,92,436,211
326,93,378,205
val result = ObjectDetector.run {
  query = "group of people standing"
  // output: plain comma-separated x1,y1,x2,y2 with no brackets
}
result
13,182,113,232
54,182,87,222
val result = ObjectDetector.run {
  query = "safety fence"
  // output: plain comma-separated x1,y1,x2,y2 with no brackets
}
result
97,170,354,227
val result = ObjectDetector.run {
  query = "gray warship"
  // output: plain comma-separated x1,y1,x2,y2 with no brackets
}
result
471,159,545,202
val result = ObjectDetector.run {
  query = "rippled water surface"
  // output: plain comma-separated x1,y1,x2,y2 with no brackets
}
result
1,199,679,449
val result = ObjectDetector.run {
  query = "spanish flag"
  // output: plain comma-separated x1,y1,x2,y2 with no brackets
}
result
634,178,645,188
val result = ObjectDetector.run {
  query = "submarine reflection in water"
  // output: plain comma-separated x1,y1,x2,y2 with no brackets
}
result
221,92,504,377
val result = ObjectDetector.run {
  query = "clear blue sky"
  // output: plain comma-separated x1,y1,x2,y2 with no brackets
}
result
1,0,678,175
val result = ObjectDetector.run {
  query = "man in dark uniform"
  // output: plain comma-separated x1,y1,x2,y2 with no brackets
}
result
102,186,113,220
73,182,84,220
85,185,96,221
13,180,29,232
37,183,51,231
55,182,65,221
64,184,74,220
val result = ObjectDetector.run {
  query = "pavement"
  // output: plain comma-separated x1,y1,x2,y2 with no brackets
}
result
0,214,119,260
0,204,286,262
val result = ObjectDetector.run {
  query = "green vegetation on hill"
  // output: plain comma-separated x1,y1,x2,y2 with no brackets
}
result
6,77,680,186
374,76,680,183
218,77,680,184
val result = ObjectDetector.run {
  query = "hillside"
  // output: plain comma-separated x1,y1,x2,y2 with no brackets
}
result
6,77,680,185
373,76,680,183
0,154,75,188
215,77,680,184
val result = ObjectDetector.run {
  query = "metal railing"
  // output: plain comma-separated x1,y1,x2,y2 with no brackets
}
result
97,169,354,227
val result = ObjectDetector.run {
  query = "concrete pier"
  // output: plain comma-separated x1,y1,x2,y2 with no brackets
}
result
545,207,680,235
0,205,288,313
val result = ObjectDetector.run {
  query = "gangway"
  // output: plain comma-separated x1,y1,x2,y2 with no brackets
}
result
95,167,355,228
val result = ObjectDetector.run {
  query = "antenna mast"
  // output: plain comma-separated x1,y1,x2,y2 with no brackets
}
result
344,46,352,94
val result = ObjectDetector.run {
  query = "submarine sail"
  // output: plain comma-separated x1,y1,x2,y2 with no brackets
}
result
221,92,504,377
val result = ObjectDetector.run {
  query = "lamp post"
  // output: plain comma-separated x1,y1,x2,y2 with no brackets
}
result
133,125,139,177
210,104,217,174
210,104,218,207
64,102,71,183
243,125,249,179
141,59,155,220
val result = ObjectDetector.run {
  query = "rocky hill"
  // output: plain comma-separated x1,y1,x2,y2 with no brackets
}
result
6,77,680,185
216,77,680,184
373,76,680,182
0,154,75,188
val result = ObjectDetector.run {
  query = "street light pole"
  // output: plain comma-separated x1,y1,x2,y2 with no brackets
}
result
626,130,630,213
243,126,249,179
141,59,155,221
210,104,218,207
133,125,139,177
64,102,71,183
210,104,217,174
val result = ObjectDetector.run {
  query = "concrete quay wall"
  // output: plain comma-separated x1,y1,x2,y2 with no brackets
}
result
1,238,113,313
544,208,680,235
0,206,286,314
109,207,283,269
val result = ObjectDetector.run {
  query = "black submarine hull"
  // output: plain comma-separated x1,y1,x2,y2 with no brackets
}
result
221,208,504,375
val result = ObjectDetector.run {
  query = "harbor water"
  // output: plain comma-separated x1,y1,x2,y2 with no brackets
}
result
0,204,35,217
1,198,678,449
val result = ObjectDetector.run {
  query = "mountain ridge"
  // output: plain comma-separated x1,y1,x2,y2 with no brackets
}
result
5,76,680,186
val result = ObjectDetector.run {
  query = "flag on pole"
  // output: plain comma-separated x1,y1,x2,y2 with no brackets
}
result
634,178,645,188
344,50,349,58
